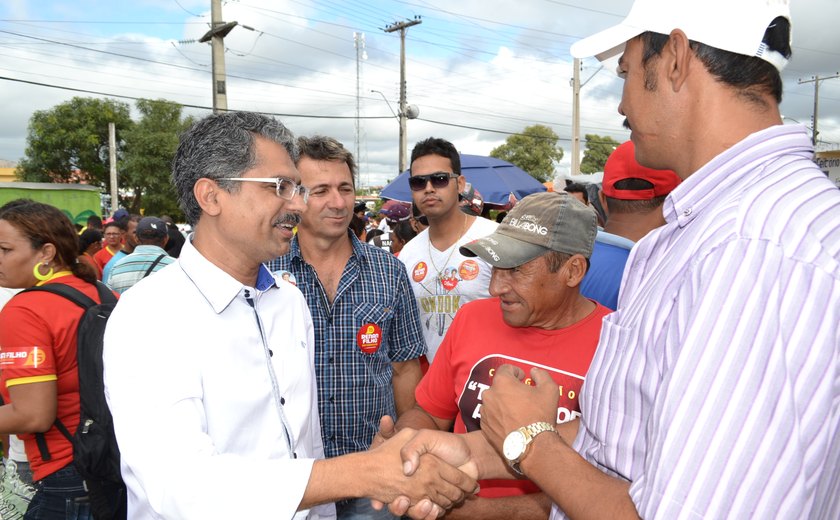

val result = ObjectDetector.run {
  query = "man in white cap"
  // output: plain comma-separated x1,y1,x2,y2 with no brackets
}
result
383,1,840,519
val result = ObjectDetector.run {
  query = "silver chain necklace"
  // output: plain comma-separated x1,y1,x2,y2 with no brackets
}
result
427,213,469,279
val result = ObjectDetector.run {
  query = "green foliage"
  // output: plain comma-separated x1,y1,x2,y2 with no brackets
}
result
16,97,133,187
580,134,621,174
120,99,194,219
489,124,564,183
15,96,193,221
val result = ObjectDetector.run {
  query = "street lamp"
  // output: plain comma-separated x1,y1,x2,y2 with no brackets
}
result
371,89,419,173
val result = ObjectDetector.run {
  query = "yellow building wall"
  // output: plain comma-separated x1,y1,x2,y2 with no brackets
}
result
0,168,16,183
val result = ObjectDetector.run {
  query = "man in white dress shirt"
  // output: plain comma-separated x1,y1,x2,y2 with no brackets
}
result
103,112,477,519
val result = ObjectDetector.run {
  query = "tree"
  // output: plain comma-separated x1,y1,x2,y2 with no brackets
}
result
580,134,621,174
120,99,194,219
16,97,133,189
490,124,564,183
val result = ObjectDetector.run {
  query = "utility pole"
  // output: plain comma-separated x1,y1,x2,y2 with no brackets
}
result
571,58,581,175
569,60,603,175
354,32,367,187
199,0,239,113
799,73,840,148
384,16,422,173
108,122,118,215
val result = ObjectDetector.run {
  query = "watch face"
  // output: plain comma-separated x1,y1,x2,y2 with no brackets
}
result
503,430,527,461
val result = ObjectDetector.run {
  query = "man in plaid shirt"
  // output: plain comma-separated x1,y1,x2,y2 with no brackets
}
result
267,135,425,520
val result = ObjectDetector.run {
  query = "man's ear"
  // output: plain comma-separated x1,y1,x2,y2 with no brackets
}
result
194,178,222,217
666,29,692,92
564,254,589,287
598,190,609,219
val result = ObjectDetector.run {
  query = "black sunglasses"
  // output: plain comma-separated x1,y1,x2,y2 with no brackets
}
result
408,172,459,191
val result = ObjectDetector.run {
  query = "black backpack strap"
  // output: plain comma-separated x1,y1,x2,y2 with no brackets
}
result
21,282,115,461
94,280,118,305
23,281,116,308
53,418,74,443
34,419,74,461
143,255,167,278
34,432,52,460
23,283,97,309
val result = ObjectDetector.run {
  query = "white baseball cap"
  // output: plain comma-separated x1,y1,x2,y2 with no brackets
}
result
570,0,791,71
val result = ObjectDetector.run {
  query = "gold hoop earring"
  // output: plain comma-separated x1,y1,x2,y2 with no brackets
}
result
33,262,54,281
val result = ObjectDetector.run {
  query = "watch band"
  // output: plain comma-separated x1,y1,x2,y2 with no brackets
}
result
509,421,557,475
524,421,556,438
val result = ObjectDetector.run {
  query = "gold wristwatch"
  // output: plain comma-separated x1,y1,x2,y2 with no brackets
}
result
502,421,557,475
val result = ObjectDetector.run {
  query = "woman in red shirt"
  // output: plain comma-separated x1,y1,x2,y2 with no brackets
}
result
0,200,109,520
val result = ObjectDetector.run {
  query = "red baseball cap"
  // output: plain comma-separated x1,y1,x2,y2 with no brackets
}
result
602,141,680,200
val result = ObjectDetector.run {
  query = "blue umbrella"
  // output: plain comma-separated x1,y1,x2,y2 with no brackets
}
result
379,154,547,206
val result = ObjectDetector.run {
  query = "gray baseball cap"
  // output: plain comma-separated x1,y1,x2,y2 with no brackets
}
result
460,192,597,268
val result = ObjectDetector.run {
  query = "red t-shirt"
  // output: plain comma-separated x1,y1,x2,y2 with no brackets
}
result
415,297,611,498
0,275,109,481
93,245,117,271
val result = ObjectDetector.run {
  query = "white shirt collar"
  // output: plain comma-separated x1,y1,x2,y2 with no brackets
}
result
178,236,278,314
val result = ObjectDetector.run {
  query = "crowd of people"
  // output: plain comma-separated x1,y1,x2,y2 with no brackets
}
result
0,0,838,519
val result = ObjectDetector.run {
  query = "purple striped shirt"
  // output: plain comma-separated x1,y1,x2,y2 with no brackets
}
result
554,125,840,519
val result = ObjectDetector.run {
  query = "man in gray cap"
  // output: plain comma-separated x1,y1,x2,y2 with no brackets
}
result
382,192,611,519
107,216,174,293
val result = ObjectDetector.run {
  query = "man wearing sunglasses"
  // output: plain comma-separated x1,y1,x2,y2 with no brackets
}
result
398,138,498,364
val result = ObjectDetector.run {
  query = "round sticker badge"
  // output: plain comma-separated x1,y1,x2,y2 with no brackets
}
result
459,259,480,281
412,261,428,283
356,323,383,354
274,270,297,286
440,266,460,291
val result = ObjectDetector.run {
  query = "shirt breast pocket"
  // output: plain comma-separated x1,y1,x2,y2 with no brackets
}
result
579,313,647,477
352,302,393,357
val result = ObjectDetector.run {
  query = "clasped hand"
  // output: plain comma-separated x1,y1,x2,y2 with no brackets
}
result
369,417,478,519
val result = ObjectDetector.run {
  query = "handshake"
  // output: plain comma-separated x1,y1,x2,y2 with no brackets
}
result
361,416,479,520
308,365,563,518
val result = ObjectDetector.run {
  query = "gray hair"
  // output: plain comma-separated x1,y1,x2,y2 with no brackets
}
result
171,111,299,225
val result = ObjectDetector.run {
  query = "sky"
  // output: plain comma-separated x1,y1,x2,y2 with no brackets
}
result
1,0,839,187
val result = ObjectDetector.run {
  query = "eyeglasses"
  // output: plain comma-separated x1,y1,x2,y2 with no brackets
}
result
220,177,309,204
408,172,460,192
413,214,429,226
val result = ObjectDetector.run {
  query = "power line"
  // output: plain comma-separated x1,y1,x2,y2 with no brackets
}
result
0,75,391,119
0,74,624,145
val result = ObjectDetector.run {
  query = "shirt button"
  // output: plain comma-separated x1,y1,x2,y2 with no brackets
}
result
280,397,285,405
328,396,335,403
683,208,692,217
328,357,334,364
